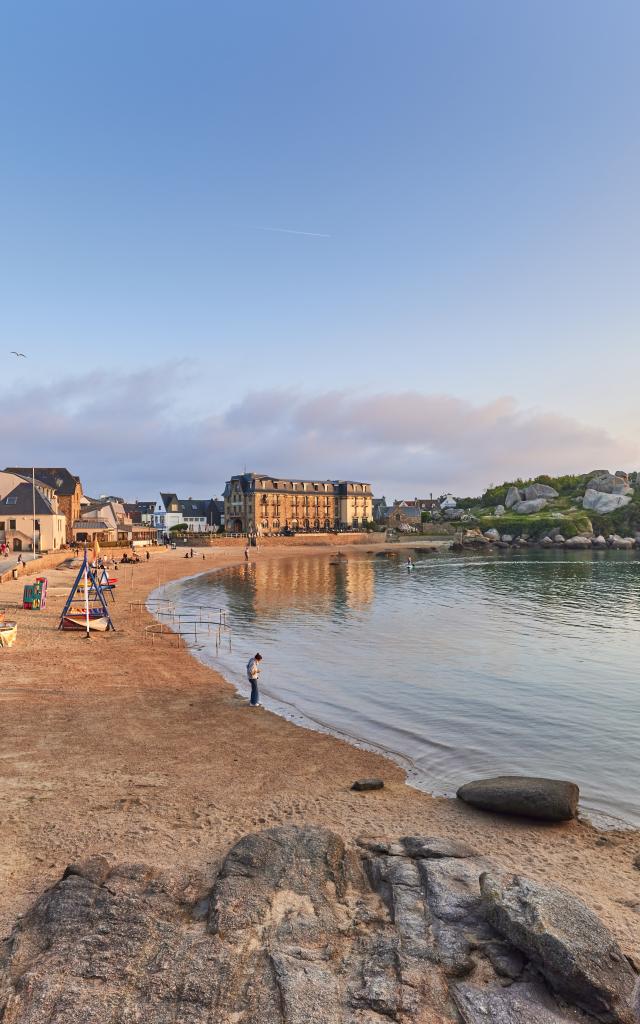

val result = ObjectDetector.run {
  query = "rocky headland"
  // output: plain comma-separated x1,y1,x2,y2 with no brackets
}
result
445,470,640,551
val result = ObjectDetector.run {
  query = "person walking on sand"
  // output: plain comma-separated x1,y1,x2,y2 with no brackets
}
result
246,653,263,707
244,544,250,562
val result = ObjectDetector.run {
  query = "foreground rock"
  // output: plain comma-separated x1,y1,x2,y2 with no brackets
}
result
481,873,639,1023
0,826,637,1023
457,776,579,821
351,777,384,790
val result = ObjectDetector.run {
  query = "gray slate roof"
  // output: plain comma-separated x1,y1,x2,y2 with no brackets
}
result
4,467,80,496
0,482,56,516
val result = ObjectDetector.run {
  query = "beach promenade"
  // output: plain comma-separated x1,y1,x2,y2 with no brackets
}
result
0,544,638,965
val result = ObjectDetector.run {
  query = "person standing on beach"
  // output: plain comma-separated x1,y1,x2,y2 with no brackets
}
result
244,544,250,562
246,653,263,707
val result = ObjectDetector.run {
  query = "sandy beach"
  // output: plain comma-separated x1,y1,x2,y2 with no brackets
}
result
0,543,638,963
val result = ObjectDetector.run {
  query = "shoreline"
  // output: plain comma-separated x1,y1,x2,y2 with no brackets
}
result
157,548,640,832
0,543,638,964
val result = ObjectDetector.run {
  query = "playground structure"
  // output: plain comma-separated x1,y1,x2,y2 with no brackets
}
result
59,549,115,634
23,577,48,610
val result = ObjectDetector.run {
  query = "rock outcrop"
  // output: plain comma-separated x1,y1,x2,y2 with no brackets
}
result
456,776,579,821
513,498,548,515
505,486,522,509
586,473,632,495
583,490,632,514
0,826,638,1023
524,483,559,500
481,873,639,1023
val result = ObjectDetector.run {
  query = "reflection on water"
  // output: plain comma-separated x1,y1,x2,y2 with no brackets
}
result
213,556,376,619
161,549,640,827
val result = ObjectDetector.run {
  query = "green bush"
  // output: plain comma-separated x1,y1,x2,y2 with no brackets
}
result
477,512,593,540
169,523,189,532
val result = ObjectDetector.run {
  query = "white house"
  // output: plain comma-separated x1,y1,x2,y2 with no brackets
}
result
154,494,223,536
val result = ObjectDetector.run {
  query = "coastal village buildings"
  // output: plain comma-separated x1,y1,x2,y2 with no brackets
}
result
372,496,392,524
5,466,83,543
0,471,66,552
73,498,134,545
153,494,223,536
224,473,373,534
387,498,438,530
132,500,156,526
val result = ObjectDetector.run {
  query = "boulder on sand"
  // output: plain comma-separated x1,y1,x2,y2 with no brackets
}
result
456,776,579,821
351,778,384,791
480,872,639,1023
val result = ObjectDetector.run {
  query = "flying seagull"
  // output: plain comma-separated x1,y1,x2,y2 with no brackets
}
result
10,351,26,358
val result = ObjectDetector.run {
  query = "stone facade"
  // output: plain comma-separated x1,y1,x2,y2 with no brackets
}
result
224,473,373,534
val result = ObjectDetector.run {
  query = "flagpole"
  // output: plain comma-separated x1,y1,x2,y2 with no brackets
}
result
32,468,36,558
83,545,91,639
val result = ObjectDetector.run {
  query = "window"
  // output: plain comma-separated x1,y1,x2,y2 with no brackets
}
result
4,497,17,505
10,520,16,530
0,521,4,529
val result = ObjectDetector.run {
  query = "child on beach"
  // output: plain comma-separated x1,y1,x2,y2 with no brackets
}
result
246,653,263,707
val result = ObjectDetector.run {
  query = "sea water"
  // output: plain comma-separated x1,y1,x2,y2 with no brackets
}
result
158,549,640,827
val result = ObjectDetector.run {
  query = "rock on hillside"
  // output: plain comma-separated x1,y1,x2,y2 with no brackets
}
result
587,473,633,495
513,498,548,515
0,826,637,1023
505,486,522,508
524,483,559,500
583,490,632,514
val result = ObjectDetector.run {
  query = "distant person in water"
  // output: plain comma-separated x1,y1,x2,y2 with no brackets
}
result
406,557,413,569
246,653,263,707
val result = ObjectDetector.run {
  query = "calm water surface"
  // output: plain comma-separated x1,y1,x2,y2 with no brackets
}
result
159,550,640,827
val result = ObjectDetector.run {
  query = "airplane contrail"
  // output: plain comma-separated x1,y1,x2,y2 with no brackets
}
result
255,226,331,238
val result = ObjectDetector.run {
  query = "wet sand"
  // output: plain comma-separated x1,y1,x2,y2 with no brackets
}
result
0,545,638,959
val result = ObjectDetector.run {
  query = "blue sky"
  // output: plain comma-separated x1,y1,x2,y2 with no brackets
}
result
1,2,638,498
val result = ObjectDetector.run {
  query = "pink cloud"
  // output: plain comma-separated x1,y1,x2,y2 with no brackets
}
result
0,370,635,499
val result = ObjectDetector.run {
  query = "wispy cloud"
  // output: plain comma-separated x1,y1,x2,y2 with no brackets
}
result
0,370,636,499
254,226,331,238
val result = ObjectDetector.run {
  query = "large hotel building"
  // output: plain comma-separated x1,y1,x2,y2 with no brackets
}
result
224,473,373,534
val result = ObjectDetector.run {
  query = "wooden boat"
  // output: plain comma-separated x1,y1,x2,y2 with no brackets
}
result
62,608,110,632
